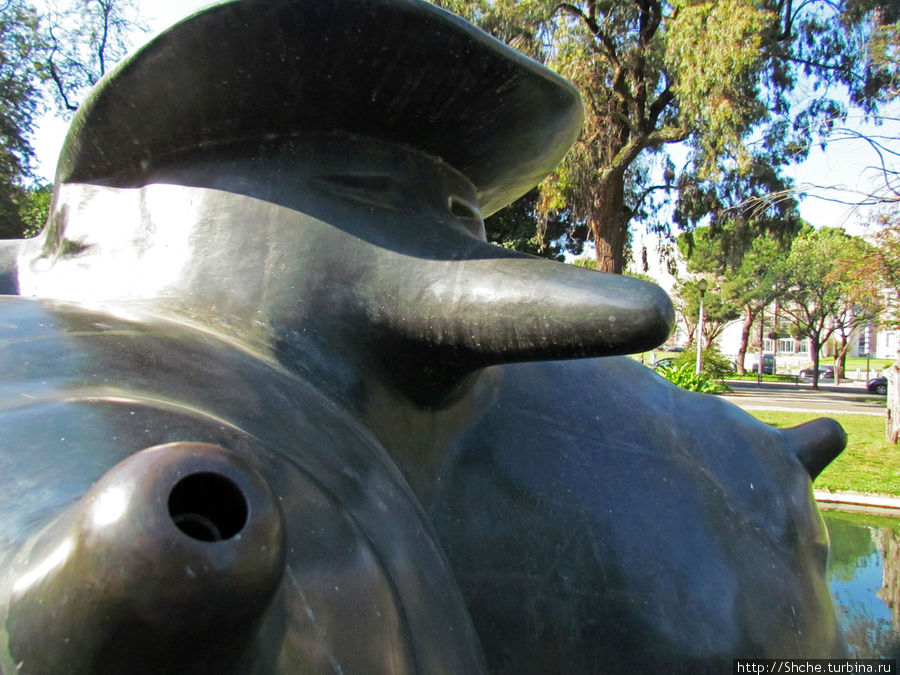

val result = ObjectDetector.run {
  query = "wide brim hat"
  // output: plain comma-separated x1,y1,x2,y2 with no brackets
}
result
56,0,584,217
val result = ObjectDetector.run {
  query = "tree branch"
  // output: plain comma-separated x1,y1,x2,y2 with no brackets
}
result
632,182,678,209
646,123,691,146
97,0,112,77
45,27,78,112
555,2,621,69
646,84,675,130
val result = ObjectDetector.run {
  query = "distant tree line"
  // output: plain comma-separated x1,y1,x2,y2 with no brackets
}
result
675,221,893,392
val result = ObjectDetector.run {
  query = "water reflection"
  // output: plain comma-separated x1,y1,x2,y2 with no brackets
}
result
824,510,900,658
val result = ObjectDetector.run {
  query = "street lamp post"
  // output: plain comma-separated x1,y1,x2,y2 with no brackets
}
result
757,307,764,386
695,278,708,376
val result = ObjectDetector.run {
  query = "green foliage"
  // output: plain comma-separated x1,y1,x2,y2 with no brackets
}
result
866,19,898,99
779,226,884,383
678,221,797,374
672,276,742,347
484,188,587,260
0,0,42,238
782,227,856,342
674,155,805,239
842,214,900,330
665,0,771,172
18,182,51,237
433,0,898,272
656,361,725,393
572,257,657,282
674,344,735,381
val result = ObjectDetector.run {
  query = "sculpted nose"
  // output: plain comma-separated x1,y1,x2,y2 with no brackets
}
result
367,243,675,369
6,442,286,674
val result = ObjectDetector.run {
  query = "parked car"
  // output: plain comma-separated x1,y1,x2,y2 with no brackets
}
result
799,364,835,380
653,358,678,371
867,376,887,395
746,354,775,375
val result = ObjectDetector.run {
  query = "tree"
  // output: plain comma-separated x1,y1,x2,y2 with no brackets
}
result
678,221,795,373
842,208,900,292
840,210,900,442
434,0,898,273
0,0,145,239
18,182,51,237
672,276,740,349
780,227,877,389
827,238,882,380
484,188,586,260
723,234,794,374
38,0,145,114
0,0,42,238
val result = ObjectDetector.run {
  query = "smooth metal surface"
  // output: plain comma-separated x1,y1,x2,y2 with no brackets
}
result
0,298,486,674
427,359,846,673
0,0,847,672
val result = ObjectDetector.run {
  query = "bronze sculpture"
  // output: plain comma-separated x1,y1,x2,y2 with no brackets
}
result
0,0,847,672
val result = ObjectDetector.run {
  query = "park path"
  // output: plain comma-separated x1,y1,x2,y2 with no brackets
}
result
716,380,884,416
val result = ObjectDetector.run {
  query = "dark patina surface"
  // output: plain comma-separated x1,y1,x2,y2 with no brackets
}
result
0,0,846,672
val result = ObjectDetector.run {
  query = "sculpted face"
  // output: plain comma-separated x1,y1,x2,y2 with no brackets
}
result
21,134,674,399
21,135,487,316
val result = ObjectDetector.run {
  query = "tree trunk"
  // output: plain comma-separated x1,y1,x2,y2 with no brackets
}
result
888,361,900,444
735,306,756,375
810,339,821,390
834,336,851,381
590,172,629,274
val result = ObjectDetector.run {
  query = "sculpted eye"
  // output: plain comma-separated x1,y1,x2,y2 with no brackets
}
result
314,174,402,209
448,196,480,220
448,196,484,238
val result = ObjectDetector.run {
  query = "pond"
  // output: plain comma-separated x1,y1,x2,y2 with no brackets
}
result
824,509,900,658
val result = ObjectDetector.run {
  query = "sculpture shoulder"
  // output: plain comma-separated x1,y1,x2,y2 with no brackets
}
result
0,295,407,491
0,296,280,407
0,296,357,454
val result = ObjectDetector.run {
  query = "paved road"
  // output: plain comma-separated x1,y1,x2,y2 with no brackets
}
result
715,380,886,416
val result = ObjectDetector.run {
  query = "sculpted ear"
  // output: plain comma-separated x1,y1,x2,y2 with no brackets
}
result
781,418,846,479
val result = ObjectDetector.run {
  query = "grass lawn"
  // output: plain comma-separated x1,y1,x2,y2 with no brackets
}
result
728,373,797,383
845,357,893,373
748,410,900,496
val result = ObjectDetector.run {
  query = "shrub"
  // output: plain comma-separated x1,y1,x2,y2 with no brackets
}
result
657,362,727,393
674,345,734,381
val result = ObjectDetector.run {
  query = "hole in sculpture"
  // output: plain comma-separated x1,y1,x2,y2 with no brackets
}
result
168,472,248,542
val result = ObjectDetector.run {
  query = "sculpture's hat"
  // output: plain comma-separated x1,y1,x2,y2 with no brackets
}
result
56,0,583,216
